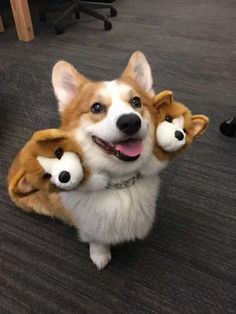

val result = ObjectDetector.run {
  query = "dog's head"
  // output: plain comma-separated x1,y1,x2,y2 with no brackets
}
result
152,90,209,160
8,129,84,199
52,52,155,175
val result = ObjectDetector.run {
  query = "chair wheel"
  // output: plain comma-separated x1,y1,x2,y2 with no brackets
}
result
220,119,236,137
75,9,80,19
110,7,117,17
104,21,112,31
55,26,64,35
39,12,47,22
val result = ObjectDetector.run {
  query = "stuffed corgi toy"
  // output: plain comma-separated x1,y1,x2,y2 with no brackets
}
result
151,90,209,160
8,128,85,222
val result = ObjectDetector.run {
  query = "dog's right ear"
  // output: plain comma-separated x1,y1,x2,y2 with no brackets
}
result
153,90,173,109
9,169,38,198
52,61,87,112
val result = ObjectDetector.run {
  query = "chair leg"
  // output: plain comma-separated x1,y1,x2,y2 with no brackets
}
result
81,3,117,16
78,4,108,23
54,3,78,26
80,3,113,9
75,7,80,19
77,4,113,30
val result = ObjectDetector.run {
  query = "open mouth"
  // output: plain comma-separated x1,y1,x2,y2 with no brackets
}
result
92,136,143,162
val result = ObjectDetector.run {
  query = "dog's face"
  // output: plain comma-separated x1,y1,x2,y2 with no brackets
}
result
152,91,209,160
8,129,84,199
52,52,155,175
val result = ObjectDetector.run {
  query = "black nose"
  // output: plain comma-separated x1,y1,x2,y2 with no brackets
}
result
116,114,141,135
175,130,184,141
59,171,71,183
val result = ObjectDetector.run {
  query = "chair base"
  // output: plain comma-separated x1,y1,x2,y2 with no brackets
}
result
40,0,117,33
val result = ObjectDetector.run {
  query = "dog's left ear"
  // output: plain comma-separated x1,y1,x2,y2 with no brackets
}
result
189,115,209,137
121,51,153,94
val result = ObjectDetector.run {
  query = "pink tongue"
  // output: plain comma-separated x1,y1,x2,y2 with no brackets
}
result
115,140,143,157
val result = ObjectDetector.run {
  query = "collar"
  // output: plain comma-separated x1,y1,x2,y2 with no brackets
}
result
107,172,141,190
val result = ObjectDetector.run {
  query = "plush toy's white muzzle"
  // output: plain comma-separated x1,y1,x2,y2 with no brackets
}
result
156,116,186,152
37,152,83,191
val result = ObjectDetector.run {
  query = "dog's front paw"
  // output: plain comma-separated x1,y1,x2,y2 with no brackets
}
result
90,252,111,270
89,242,111,270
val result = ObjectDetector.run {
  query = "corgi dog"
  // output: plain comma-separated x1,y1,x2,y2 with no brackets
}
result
8,51,209,270
8,128,85,223
51,51,159,269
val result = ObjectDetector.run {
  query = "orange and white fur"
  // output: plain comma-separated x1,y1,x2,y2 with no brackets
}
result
8,52,209,270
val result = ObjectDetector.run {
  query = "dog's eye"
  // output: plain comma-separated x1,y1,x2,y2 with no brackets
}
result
55,148,64,159
42,173,52,180
165,115,173,123
91,103,105,114
131,97,141,108
183,128,187,133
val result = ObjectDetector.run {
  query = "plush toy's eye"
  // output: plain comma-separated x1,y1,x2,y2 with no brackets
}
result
131,97,142,108
183,128,187,133
165,115,173,123
55,148,64,159
91,103,105,114
42,173,51,180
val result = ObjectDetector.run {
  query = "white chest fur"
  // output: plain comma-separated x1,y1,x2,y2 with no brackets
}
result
60,175,160,245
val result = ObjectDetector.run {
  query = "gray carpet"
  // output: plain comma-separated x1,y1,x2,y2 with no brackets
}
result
0,0,236,313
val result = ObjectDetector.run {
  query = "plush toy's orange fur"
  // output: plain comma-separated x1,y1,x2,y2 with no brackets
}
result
150,90,209,160
8,128,86,224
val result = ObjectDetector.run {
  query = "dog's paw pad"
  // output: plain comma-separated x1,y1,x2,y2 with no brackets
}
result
90,252,111,270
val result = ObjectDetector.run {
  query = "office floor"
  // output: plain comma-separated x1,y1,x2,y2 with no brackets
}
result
0,0,235,313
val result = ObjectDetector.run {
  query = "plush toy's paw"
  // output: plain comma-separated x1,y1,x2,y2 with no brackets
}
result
89,243,111,270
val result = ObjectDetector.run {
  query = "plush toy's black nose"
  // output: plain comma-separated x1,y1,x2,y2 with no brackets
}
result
59,171,71,183
175,130,184,141
116,114,141,135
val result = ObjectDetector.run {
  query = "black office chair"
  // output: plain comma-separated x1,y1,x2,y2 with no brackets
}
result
39,0,117,34
220,116,236,137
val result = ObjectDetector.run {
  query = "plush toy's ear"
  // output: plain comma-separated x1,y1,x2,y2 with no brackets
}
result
121,51,153,94
9,169,38,198
52,61,87,112
189,115,209,137
153,90,173,109
33,129,67,142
